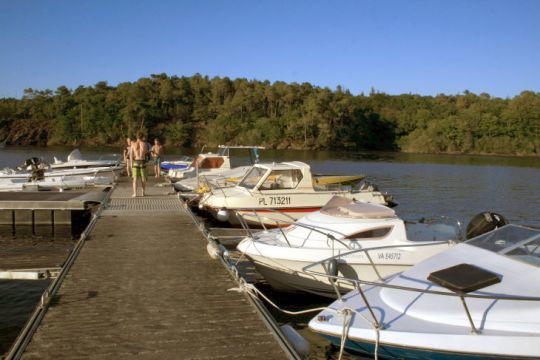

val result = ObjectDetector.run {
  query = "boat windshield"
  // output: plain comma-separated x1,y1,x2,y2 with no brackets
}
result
468,225,540,267
238,167,268,190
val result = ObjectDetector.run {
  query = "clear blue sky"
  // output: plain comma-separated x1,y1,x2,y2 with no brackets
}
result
1,0,539,98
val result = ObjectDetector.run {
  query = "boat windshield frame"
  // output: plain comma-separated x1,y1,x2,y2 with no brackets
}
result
466,224,540,267
237,166,269,190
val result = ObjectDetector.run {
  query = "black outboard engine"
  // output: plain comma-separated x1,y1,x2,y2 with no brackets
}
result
22,157,46,181
466,212,508,240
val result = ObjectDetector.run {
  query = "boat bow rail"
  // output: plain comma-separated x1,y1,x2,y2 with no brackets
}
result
302,241,540,333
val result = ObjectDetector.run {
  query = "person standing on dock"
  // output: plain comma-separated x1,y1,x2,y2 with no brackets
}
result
123,137,133,177
131,132,148,197
151,138,164,178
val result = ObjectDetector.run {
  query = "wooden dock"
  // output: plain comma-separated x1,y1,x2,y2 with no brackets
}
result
17,177,289,359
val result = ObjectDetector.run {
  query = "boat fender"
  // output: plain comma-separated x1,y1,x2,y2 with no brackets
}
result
280,324,310,358
327,259,339,282
217,208,230,222
206,242,223,260
466,212,508,240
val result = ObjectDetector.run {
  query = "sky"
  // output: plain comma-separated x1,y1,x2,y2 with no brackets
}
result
0,0,539,98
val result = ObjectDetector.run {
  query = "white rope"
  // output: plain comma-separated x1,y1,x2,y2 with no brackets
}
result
228,274,385,359
374,325,380,360
234,249,247,266
338,308,352,360
228,280,328,315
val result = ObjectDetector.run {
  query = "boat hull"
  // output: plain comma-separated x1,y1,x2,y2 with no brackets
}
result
247,254,409,298
320,334,535,360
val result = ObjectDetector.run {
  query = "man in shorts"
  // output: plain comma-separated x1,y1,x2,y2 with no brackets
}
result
131,132,148,197
151,138,164,178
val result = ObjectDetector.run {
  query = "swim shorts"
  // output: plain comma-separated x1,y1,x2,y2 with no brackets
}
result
132,160,147,179
153,156,161,165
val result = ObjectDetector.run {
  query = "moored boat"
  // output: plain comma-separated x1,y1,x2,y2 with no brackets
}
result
50,149,121,170
198,161,394,227
308,223,540,359
237,196,460,297
166,145,264,183
160,156,193,173
0,175,113,191
0,157,123,182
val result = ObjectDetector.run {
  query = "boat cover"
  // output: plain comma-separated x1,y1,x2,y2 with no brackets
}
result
321,196,395,219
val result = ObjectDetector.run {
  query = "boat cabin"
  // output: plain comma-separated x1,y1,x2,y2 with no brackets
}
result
167,145,265,182
190,154,229,169
279,196,460,246
238,162,316,191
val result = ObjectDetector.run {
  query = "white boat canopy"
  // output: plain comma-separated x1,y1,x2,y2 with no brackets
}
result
320,196,396,219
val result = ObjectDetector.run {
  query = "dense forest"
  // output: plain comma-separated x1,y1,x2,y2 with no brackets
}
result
0,74,538,156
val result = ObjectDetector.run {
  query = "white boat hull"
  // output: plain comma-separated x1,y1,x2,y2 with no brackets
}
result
309,226,540,359
238,239,450,297
205,190,390,227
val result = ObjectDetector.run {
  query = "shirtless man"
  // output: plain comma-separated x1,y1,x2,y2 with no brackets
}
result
131,132,148,197
123,137,133,176
151,138,164,178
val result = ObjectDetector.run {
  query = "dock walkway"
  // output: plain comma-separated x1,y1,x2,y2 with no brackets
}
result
20,177,287,359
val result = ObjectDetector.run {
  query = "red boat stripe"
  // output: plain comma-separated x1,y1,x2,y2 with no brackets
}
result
238,207,321,213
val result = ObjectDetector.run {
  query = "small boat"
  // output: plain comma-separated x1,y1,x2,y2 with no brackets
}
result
312,174,366,186
166,145,264,183
50,149,121,170
308,223,540,359
160,156,193,172
237,196,461,297
0,175,113,191
198,161,394,227
0,157,123,182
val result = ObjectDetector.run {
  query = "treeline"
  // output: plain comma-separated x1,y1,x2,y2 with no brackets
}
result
0,74,538,156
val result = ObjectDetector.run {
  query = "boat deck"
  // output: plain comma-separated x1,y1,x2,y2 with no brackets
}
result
18,177,288,359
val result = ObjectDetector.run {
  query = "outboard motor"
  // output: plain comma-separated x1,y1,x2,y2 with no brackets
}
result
22,157,46,181
466,212,507,240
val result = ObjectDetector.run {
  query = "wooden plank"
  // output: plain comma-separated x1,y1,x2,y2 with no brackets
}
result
21,177,287,359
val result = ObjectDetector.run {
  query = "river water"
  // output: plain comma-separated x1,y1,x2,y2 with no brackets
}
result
0,146,538,358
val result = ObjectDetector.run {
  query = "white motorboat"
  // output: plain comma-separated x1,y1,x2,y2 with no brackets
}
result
50,149,121,170
0,157,123,182
237,196,460,297
0,175,113,191
308,224,540,359
198,161,394,227
166,145,264,182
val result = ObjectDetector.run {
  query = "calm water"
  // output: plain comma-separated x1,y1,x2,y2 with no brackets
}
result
0,146,539,357
4,145,537,226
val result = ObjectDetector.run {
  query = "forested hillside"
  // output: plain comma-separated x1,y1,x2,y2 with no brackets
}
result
0,74,538,156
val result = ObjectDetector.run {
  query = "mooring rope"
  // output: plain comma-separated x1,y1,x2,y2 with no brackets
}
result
229,279,382,360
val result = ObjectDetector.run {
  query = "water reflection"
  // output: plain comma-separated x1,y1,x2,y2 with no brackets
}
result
0,280,50,355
